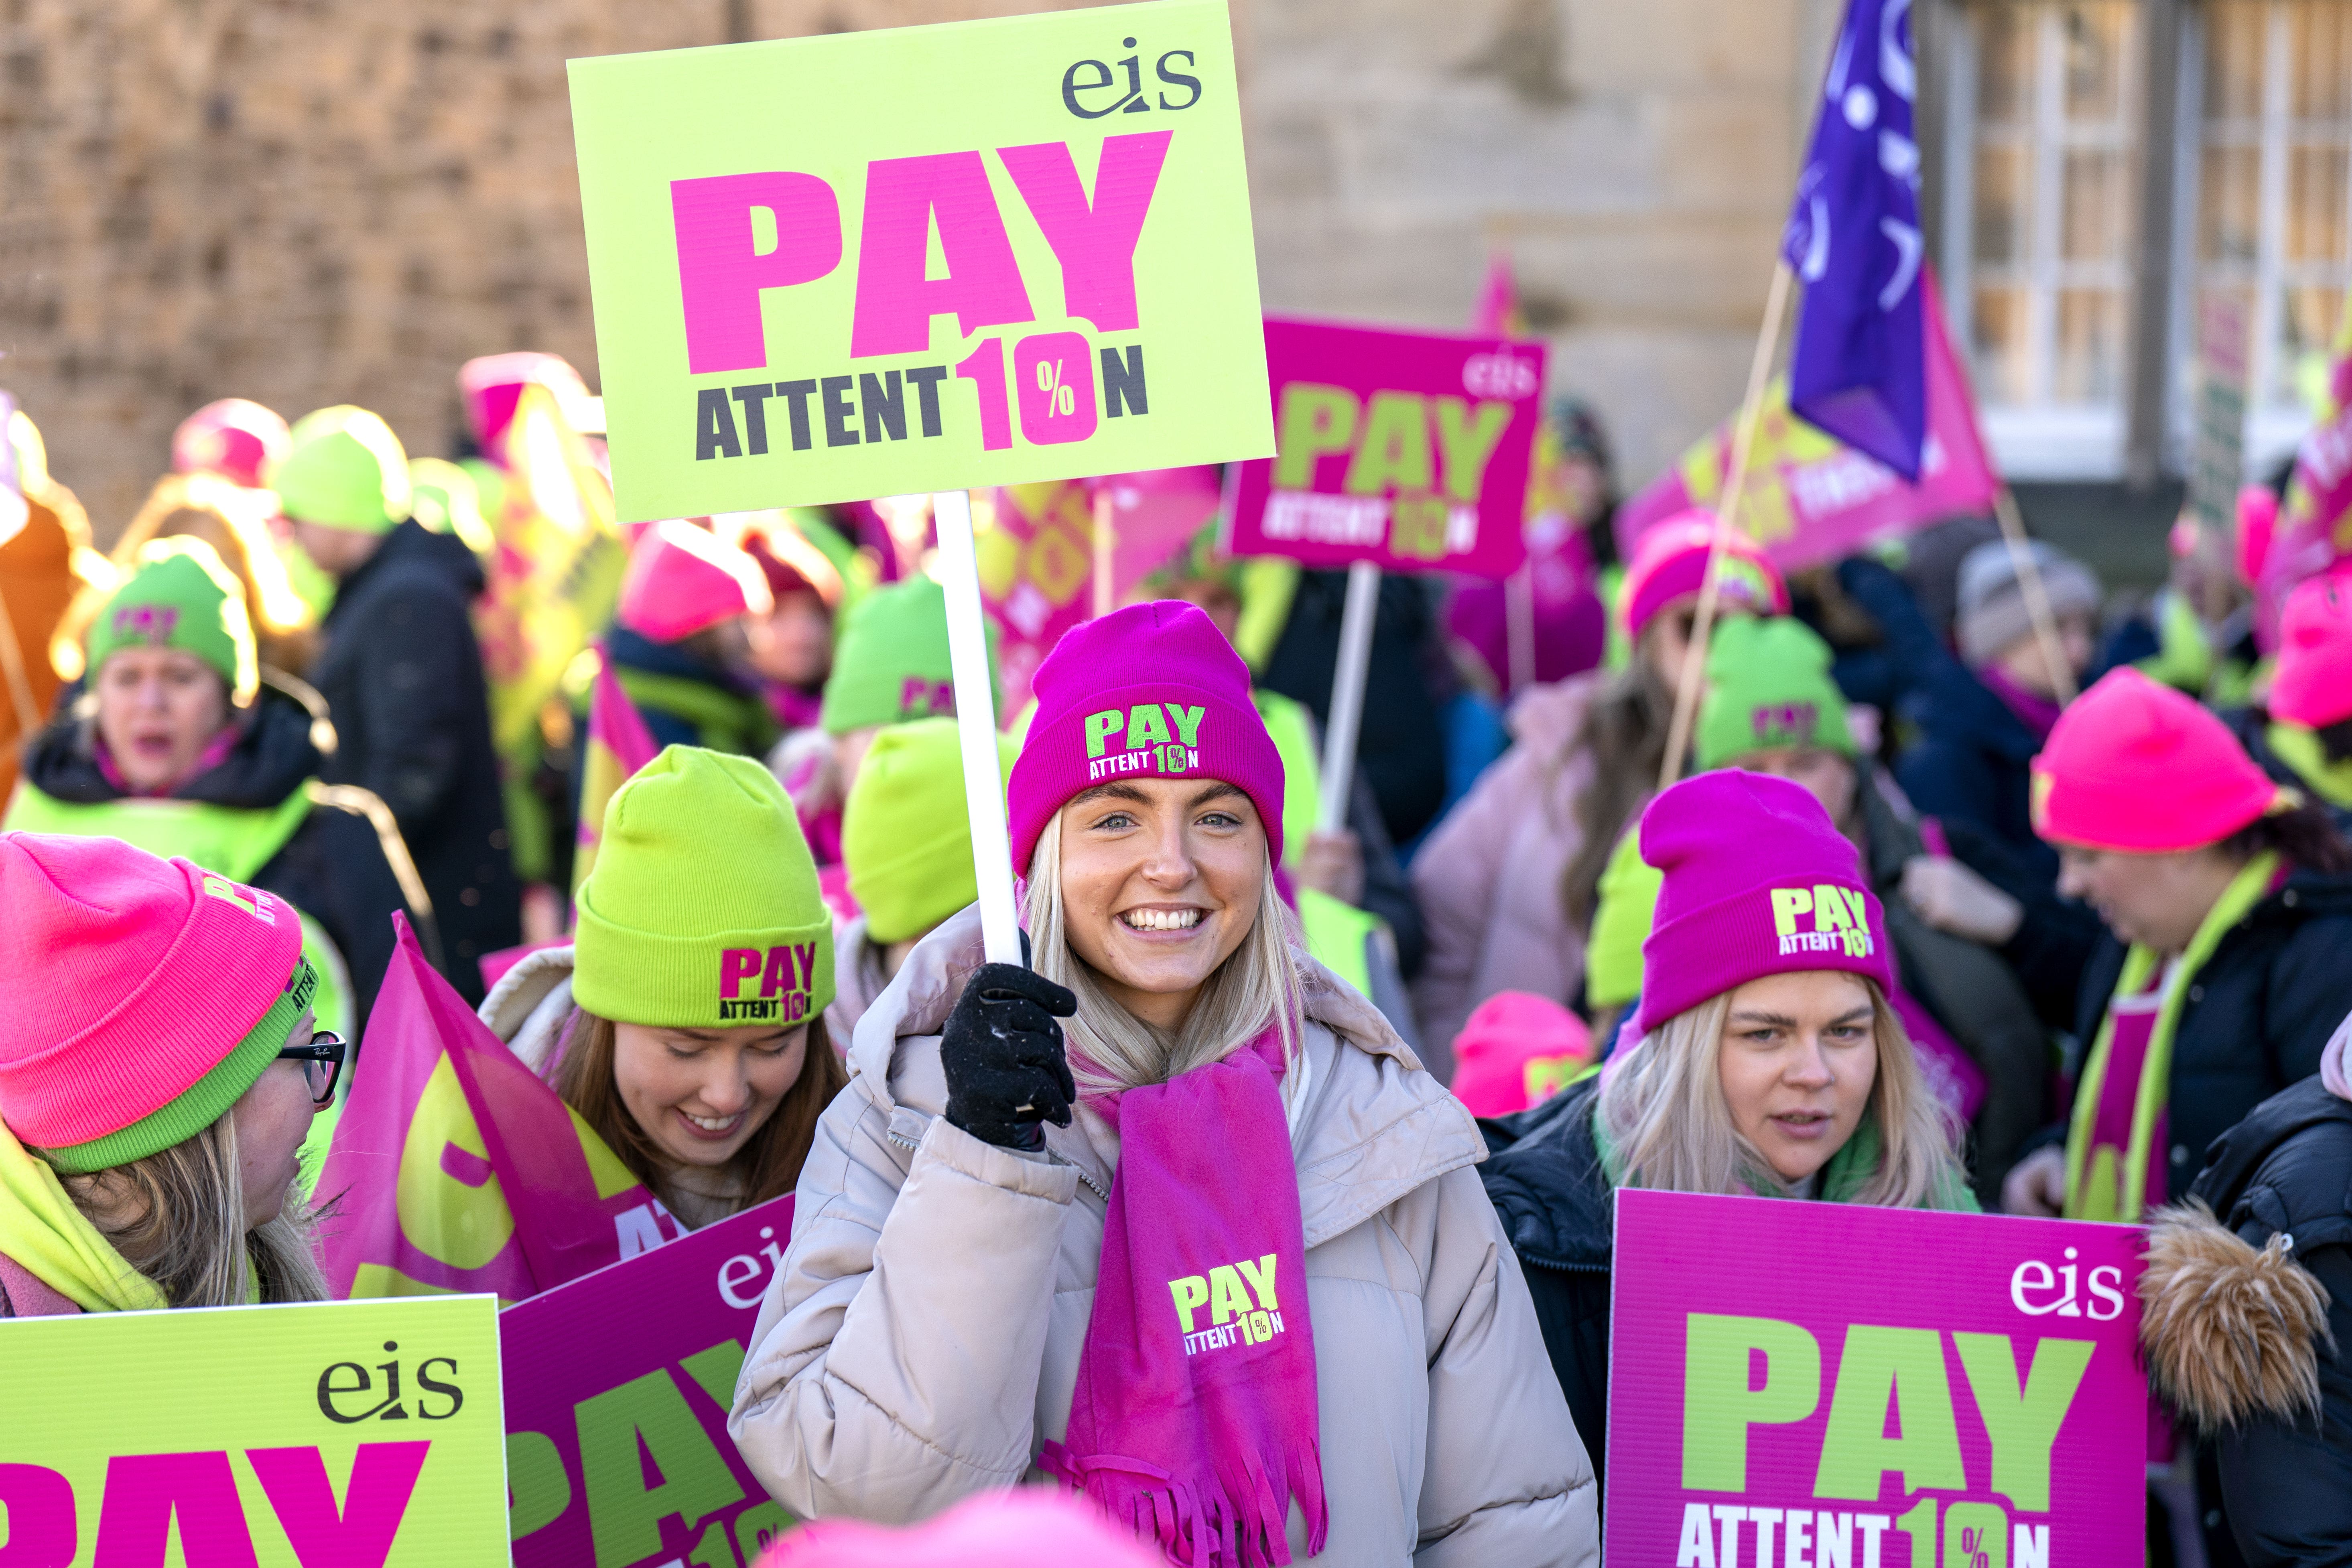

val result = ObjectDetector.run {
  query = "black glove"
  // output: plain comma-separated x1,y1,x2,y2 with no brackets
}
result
940,962,1079,1151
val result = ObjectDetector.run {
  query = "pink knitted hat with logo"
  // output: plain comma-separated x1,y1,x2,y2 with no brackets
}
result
1635,770,1893,1034
0,833,311,1172
171,399,292,492
617,519,774,644
1005,601,1286,878
2031,668,2289,853
1617,511,1790,646
2268,572,2352,729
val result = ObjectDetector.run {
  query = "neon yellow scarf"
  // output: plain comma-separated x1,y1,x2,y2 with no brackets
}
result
0,1122,166,1312
2267,722,2352,810
2064,852,2279,1223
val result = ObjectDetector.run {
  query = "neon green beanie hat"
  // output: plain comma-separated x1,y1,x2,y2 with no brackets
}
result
574,746,834,1029
843,717,1015,944
271,406,412,533
820,574,987,735
1695,616,1856,772
84,538,260,707
407,457,493,557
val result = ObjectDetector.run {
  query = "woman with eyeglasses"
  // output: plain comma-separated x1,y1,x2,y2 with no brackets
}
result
0,833,339,1316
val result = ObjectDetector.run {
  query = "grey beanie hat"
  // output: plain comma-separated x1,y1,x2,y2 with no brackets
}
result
1956,538,2101,665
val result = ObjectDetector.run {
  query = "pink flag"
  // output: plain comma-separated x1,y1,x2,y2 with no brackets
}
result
979,467,1220,718
571,651,661,897
1617,271,2000,572
319,915,684,1304
2255,302,2352,646
1470,252,1529,339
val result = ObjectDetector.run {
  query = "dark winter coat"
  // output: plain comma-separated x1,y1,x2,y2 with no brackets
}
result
603,624,780,758
2142,1076,2352,1567
2070,863,2352,1205
311,520,520,1005
12,685,409,1025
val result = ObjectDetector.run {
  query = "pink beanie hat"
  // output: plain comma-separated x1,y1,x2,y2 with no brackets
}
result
1617,511,1790,645
617,519,774,644
1005,601,1286,878
0,833,309,1170
1635,770,1893,1034
762,1490,1164,1568
171,399,292,492
2268,573,2352,729
2031,668,2289,853
1450,991,1593,1117
459,351,597,453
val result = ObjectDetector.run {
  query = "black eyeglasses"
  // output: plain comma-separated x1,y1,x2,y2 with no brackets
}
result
278,1032,347,1107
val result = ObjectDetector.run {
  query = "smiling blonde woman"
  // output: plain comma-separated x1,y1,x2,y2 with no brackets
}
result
730,602,1596,1567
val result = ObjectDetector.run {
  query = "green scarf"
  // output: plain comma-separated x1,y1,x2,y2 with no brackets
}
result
1591,1097,1977,1212
2063,852,2279,1223
0,1123,166,1312
2267,722,2352,810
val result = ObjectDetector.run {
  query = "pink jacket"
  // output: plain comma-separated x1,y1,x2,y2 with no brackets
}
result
1409,678,1606,1054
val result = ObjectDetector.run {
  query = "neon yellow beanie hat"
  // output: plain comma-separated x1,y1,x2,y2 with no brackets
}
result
271,406,412,534
574,746,834,1029
843,717,1015,944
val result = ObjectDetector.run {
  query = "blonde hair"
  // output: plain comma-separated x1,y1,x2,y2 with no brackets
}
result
1596,981,1961,1207
1022,805,1305,1095
46,1114,329,1308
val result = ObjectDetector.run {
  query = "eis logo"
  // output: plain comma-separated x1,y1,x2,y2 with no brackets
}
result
1169,1253,1283,1357
1060,35,1204,119
1768,885,1874,960
1083,701,1204,782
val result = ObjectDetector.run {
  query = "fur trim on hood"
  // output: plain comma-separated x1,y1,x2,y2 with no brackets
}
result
2139,1199,2334,1431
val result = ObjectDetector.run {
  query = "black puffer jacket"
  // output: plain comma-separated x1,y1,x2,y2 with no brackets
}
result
1475,1080,1615,1495
2142,1075,2352,1567
311,520,520,1004
2071,863,2352,1204
15,686,408,1025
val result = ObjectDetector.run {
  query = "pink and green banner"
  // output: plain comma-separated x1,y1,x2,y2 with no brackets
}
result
1225,316,1546,580
0,1294,508,1566
1617,275,1999,574
1607,1189,2146,1568
502,1194,799,1568
569,0,1269,520
321,916,686,1304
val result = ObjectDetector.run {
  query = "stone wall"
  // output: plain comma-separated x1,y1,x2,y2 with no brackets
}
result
1,0,1832,538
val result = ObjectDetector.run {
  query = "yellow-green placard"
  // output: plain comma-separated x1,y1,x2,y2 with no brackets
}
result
569,0,1270,521
0,1295,506,1565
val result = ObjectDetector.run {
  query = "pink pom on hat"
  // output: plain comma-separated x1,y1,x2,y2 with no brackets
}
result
1616,510,1790,646
0,833,304,1155
2031,667,2289,853
617,519,774,644
1450,991,1593,1117
1005,601,1286,878
1634,770,1893,1035
171,399,291,492
2268,572,2352,730
761,1490,1164,1568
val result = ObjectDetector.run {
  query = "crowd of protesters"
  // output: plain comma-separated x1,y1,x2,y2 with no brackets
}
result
2,374,2351,1567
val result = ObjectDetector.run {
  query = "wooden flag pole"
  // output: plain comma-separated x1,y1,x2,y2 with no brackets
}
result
1091,486,1115,620
1659,259,1795,792
931,487,1025,966
1318,560,1382,833
1992,486,2081,705
0,586,43,743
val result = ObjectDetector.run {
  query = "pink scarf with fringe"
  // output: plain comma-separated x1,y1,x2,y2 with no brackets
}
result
1042,1028,1329,1566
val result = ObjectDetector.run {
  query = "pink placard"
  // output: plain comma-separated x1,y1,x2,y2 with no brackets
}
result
1607,1189,2146,1568
502,1194,800,1568
1225,317,1544,580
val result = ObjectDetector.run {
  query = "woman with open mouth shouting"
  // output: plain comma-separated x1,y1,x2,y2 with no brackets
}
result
1478,770,1976,1498
730,601,1597,1566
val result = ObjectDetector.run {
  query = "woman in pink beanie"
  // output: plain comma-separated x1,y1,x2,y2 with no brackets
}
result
1477,769,1972,1496
2001,667,2352,1225
731,602,1597,1567
1410,509,1789,1049
0,833,339,1316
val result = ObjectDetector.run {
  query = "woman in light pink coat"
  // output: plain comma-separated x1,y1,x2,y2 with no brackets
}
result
1410,516,1788,1050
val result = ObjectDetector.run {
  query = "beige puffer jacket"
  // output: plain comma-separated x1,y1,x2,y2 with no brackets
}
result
729,905,1598,1565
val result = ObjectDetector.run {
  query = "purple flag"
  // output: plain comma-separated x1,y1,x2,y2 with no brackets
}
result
1781,0,1926,480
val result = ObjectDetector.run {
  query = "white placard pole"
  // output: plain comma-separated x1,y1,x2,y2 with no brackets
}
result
930,487,1025,966
1318,560,1381,833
